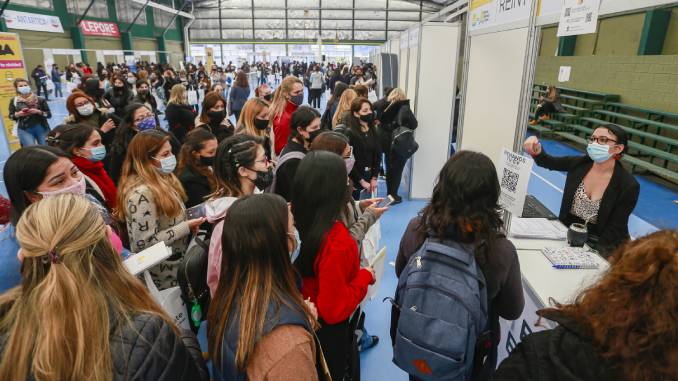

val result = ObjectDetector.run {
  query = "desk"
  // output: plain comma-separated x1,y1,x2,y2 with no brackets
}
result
496,233,609,364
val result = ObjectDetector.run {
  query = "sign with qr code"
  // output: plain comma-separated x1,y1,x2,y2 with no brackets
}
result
557,0,601,37
498,148,534,215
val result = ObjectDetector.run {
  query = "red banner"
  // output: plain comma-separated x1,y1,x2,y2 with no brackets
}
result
79,20,120,37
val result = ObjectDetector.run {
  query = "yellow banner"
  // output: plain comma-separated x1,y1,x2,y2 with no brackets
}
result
0,32,27,151
206,47,214,69
470,0,494,11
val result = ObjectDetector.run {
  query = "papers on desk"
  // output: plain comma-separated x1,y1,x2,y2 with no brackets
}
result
510,217,568,240
542,247,600,270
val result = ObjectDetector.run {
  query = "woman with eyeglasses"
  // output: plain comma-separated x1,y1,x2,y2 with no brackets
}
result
523,124,640,256
205,134,273,296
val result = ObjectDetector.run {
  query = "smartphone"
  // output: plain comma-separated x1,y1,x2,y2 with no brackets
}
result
376,195,395,208
186,203,206,220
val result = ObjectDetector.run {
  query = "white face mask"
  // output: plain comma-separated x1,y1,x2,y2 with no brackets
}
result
76,103,95,116
17,86,31,95
38,175,86,198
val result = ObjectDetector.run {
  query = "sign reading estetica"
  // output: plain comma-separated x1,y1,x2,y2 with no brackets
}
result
79,20,121,37
4,10,64,33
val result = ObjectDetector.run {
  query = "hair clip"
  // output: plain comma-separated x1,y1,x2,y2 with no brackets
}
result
48,249,59,264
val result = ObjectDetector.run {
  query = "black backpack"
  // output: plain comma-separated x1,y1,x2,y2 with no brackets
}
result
177,231,211,332
391,109,418,159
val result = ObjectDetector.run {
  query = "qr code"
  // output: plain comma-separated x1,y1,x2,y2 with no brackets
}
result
586,12,592,22
501,168,519,192
564,8,571,17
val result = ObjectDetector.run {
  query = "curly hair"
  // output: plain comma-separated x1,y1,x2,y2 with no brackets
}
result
543,230,678,381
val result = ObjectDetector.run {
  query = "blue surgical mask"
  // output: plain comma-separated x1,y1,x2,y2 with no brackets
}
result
586,142,613,163
86,145,106,162
136,116,156,132
288,229,302,263
154,154,177,174
17,86,31,95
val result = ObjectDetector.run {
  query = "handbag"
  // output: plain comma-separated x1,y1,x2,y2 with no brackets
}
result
143,270,192,330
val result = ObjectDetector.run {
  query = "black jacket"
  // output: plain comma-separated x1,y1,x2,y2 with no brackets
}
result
104,88,133,119
533,150,640,256
380,99,418,132
8,95,51,130
165,103,196,143
344,124,382,184
0,312,209,381
492,311,622,381
179,165,212,208
274,139,307,202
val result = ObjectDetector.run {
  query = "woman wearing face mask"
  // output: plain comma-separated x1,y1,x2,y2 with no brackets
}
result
108,103,180,184
2,146,126,292
117,130,205,289
345,98,381,199
523,124,639,256
99,69,111,92
292,151,376,381
205,134,273,296
104,74,132,120
270,76,304,155
177,129,219,208
196,92,234,142
255,83,273,103
64,91,116,144
165,84,196,143
8,78,52,147
49,124,117,211
133,80,159,116
273,106,322,202
127,72,138,90
227,72,250,123
236,98,272,158
208,194,321,381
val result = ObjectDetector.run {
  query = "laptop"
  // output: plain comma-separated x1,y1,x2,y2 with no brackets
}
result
521,195,558,220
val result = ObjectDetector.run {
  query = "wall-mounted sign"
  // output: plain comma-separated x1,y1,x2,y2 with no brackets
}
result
79,20,120,37
0,32,27,151
4,10,64,33
469,0,532,32
557,0,601,37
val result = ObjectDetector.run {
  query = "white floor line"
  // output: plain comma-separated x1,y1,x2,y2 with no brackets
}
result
530,171,659,233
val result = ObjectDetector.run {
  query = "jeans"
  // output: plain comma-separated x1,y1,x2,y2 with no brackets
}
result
53,82,63,98
35,81,48,100
18,124,48,147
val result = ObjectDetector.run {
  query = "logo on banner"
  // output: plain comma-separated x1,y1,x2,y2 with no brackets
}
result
79,20,120,37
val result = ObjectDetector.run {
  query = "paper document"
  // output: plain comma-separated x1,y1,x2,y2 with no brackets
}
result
542,247,600,269
510,217,568,240
365,247,387,302
497,148,534,216
123,242,172,276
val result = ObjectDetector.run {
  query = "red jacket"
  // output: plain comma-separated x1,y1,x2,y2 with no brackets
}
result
273,101,299,156
301,221,373,324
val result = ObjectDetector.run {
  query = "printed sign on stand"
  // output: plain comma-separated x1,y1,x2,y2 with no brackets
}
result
497,148,534,216
4,10,64,33
558,66,571,82
557,0,601,37
0,33,28,151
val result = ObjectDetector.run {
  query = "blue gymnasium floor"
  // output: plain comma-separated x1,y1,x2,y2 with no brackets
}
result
1,94,677,380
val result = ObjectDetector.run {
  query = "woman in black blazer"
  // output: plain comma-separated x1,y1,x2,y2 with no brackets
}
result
524,123,639,257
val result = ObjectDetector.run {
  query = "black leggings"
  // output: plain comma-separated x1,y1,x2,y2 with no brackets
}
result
317,317,360,381
310,88,322,108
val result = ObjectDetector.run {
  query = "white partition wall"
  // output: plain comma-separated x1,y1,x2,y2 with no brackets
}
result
405,27,420,113
409,22,462,199
398,31,409,96
459,27,531,165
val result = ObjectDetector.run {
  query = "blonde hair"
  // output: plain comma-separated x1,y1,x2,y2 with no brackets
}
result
269,76,302,123
0,194,173,381
332,89,357,129
168,83,188,105
116,131,187,221
387,87,407,103
237,98,270,138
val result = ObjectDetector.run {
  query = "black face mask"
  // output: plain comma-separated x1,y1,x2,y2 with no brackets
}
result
200,156,215,167
254,118,269,131
207,110,226,125
251,167,274,190
359,113,374,124
306,129,322,143
263,93,273,102
137,89,148,96
114,86,124,92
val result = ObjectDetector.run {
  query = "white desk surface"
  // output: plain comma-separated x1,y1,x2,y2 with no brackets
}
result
509,236,610,308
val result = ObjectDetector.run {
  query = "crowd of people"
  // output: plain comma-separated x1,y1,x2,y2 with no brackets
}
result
0,58,675,381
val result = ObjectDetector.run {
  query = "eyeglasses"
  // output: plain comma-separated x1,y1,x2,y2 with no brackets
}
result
254,156,270,165
588,136,617,145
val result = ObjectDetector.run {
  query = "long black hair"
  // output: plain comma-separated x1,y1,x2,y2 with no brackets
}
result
327,82,349,108
50,124,97,157
3,145,69,225
291,151,351,277
110,103,150,155
213,134,263,197
420,151,503,263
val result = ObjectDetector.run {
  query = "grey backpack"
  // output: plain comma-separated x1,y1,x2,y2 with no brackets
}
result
269,150,306,193
389,238,489,381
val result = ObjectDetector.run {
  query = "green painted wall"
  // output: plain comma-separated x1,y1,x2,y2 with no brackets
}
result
535,8,678,113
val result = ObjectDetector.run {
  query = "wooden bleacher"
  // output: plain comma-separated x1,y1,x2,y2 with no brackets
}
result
528,84,678,184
